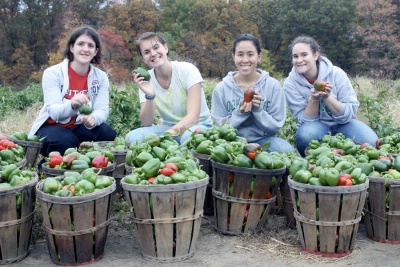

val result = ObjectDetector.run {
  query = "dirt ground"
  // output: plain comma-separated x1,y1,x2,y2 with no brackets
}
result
14,195,400,267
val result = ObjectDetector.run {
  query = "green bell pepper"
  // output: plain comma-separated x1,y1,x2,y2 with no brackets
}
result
210,145,230,163
70,159,90,170
151,146,166,161
95,176,113,189
232,154,253,168
319,167,340,186
75,179,95,195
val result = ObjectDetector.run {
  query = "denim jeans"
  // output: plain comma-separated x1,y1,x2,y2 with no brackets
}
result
296,120,378,156
253,136,295,153
125,124,211,145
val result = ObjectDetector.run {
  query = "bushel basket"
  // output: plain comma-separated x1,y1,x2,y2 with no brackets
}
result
36,176,116,265
363,176,400,243
211,160,286,235
121,176,208,262
0,172,38,264
288,176,368,257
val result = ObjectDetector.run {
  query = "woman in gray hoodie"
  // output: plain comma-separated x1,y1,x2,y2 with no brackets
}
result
211,34,294,153
283,36,377,156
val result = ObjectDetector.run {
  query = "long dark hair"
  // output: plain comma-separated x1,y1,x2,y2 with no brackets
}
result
63,25,102,64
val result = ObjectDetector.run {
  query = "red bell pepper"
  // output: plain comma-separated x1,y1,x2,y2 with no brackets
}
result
49,154,64,168
0,139,16,149
91,155,109,168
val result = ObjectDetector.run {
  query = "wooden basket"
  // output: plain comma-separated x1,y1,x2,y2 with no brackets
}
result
121,177,208,262
363,176,400,243
0,172,38,264
288,176,369,257
192,151,213,216
13,140,42,167
41,162,116,178
280,170,296,228
211,160,286,235
35,176,116,265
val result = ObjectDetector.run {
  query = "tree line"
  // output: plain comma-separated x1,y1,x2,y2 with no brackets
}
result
0,0,399,87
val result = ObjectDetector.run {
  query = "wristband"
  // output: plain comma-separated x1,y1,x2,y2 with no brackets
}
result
145,94,156,100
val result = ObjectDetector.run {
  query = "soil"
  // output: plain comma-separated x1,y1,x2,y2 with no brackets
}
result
16,197,400,267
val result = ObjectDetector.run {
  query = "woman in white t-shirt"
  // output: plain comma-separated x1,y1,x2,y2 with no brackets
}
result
125,32,212,144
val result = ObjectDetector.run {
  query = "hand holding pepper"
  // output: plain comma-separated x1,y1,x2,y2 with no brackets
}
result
310,82,332,100
240,91,262,113
71,93,90,109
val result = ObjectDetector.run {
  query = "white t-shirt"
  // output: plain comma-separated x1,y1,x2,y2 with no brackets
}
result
139,61,212,126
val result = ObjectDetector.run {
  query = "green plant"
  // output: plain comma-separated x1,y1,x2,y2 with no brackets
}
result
357,79,398,137
278,110,297,146
108,84,142,136
0,83,42,119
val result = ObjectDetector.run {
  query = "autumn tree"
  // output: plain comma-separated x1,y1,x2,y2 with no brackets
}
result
175,0,259,78
355,0,400,79
103,0,161,81
249,0,357,75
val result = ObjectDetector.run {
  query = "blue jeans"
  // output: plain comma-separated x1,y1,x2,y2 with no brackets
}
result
253,136,295,153
36,123,116,157
125,124,211,145
296,120,378,156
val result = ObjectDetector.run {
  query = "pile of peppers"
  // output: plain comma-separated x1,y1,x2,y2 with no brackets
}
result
46,143,114,170
41,168,113,197
0,138,25,166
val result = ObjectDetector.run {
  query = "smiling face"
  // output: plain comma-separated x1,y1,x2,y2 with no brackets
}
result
291,43,319,80
139,38,169,69
69,34,98,65
232,40,261,76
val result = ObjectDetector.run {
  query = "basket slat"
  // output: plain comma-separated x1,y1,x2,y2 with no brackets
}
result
369,179,386,240
0,194,18,260
153,192,174,258
73,201,94,263
175,190,195,256
298,191,318,252
388,185,400,240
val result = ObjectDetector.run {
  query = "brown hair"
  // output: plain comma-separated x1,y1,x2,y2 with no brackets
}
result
63,25,102,64
135,32,167,57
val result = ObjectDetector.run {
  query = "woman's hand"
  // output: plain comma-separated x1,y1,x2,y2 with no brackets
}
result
80,114,96,128
311,82,332,99
240,91,262,113
71,93,90,109
133,72,154,96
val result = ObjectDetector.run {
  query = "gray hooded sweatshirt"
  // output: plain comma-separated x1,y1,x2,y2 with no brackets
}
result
283,56,359,127
211,69,286,143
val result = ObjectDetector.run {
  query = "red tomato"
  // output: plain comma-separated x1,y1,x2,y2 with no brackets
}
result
377,155,391,162
338,174,352,186
164,163,178,172
247,151,257,160
160,167,175,176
